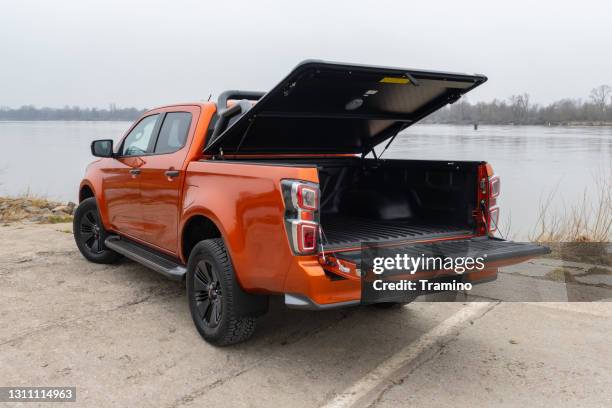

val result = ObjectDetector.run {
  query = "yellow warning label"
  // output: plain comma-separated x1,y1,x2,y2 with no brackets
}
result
379,77,410,84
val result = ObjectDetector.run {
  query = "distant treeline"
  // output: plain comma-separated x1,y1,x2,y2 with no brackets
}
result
0,104,146,121
2,85,612,125
424,85,612,125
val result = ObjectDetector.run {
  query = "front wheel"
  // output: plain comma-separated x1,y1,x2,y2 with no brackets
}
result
73,197,122,264
186,239,257,346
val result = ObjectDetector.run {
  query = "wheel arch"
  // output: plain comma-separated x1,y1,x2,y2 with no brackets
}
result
78,180,113,230
79,183,95,202
180,213,224,263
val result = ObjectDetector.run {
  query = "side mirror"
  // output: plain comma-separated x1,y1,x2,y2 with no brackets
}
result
91,139,114,158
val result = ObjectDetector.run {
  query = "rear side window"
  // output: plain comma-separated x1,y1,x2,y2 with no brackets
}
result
154,112,192,154
121,114,159,156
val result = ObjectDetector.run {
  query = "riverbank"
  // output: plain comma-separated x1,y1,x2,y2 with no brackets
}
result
0,196,75,224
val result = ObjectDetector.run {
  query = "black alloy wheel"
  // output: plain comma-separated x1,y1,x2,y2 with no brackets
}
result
79,209,104,254
186,239,259,346
193,260,223,328
73,197,121,264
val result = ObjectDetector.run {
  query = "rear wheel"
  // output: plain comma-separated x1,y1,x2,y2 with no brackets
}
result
186,239,257,346
73,197,121,264
371,302,408,309
370,294,417,309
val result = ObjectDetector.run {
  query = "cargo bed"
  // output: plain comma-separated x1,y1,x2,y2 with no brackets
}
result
321,214,472,250
314,158,481,253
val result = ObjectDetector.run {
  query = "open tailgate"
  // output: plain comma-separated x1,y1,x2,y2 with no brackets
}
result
322,237,550,302
334,237,550,266
205,60,487,155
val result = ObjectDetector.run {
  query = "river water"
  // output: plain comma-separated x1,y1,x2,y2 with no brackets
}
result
1,122,610,239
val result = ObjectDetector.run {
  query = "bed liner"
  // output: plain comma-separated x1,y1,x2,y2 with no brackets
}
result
320,214,472,251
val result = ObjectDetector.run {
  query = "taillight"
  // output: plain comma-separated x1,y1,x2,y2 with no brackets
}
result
489,176,500,198
477,165,501,235
487,175,500,232
488,207,499,232
297,223,317,252
282,180,320,255
488,176,500,207
296,184,318,210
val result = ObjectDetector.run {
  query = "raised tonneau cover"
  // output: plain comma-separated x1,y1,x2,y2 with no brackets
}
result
205,60,487,155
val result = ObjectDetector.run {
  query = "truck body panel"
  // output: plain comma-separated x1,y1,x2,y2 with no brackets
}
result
181,160,319,292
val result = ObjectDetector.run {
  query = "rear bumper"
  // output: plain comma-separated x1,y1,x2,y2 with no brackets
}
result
282,258,361,309
284,294,360,310
283,267,499,310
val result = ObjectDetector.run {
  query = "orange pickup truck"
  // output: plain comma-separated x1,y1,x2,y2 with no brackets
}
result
75,60,548,345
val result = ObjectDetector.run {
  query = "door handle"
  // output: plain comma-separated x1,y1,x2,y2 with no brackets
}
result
129,168,141,175
165,170,180,178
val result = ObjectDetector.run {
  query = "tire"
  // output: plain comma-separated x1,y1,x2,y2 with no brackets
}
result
370,302,407,309
370,294,417,309
186,239,257,346
73,197,122,264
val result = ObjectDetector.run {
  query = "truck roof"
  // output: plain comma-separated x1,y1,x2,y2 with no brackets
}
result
143,102,211,113
204,59,487,156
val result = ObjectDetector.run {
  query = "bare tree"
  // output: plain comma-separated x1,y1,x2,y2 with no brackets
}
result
589,85,612,112
509,93,530,124
519,93,530,120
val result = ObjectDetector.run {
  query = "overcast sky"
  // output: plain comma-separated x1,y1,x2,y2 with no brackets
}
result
1,0,610,108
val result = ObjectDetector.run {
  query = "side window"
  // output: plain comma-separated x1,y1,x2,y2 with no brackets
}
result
121,114,159,156
154,112,192,154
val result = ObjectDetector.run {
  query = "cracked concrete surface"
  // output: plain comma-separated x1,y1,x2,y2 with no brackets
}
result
1,223,610,407
373,302,612,408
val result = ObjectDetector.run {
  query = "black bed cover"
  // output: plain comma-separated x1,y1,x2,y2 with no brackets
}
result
205,60,487,155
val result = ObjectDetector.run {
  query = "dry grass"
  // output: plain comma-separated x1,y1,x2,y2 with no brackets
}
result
530,169,612,243
46,215,74,224
0,192,74,224
497,211,515,240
